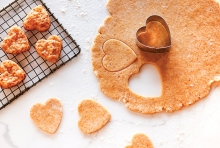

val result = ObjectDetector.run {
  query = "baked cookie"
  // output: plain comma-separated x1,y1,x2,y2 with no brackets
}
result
78,99,111,134
35,35,62,63
0,60,26,89
30,98,62,134
1,26,30,54
23,5,50,32
91,0,220,113
126,133,154,148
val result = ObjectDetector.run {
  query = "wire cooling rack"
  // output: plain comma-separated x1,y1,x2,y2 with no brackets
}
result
0,0,81,110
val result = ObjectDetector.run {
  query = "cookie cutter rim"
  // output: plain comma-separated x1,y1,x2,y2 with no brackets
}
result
136,15,172,53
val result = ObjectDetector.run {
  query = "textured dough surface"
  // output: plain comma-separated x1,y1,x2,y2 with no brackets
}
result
35,35,62,63
102,39,137,72
1,26,30,54
0,60,26,89
126,133,154,148
30,98,62,134
91,0,220,113
78,100,111,134
23,5,50,32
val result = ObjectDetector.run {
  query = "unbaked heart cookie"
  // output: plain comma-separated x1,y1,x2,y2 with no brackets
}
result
23,5,50,32
35,35,62,63
103,39,137,72
30,98,62,134
126,134,154,148
0,60,26,89
1,26,30,54
78,100,111,134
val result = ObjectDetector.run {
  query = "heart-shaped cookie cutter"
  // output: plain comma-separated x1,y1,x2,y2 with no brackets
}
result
136,15,171,53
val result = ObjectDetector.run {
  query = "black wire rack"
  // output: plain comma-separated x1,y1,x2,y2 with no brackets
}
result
0,0,81,110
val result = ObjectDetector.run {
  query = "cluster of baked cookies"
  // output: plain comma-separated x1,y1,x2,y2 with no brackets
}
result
0,5,62,89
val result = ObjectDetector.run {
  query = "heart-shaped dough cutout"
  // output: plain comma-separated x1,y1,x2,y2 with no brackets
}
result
126,133,154,148
0,60,26,89
78,100,111,134
102,39,137,72
30,98,62,134
35,35,62,63
1,26,30,54
23,5,50,32
137,21,170,48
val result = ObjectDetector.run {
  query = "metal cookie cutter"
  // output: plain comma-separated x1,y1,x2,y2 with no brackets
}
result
136,15,171,53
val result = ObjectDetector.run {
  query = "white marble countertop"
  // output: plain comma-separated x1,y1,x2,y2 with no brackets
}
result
1,0,220,148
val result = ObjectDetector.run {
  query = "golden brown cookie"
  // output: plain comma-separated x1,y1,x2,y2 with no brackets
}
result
1,26,30,54
91,0,220,113
23,5,50,32
0,60,26,89
126,133,154,148
30,98,62,134
78,99,111,134
35,35,62,63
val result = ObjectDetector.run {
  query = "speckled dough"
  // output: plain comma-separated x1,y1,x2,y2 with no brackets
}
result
23,5,50,32
35,35,62,63
78,100,111,134
126,133,154,148
102,39,137,72
0,60,26,89
30,98,62,134
1,26,30,54
91,0,220,113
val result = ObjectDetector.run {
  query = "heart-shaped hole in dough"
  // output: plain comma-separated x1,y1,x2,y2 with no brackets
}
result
30,98,62,134
129,64,162,97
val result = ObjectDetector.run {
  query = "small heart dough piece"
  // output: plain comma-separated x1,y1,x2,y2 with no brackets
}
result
30,98,63,134
1,26,30,54
0,60,26,89
126,133,154,148
78,99,111,134
102,39,137,72
35,35,62,63
23,5,50,32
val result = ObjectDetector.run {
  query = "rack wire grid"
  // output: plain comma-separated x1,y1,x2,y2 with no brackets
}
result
0,0,81,110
